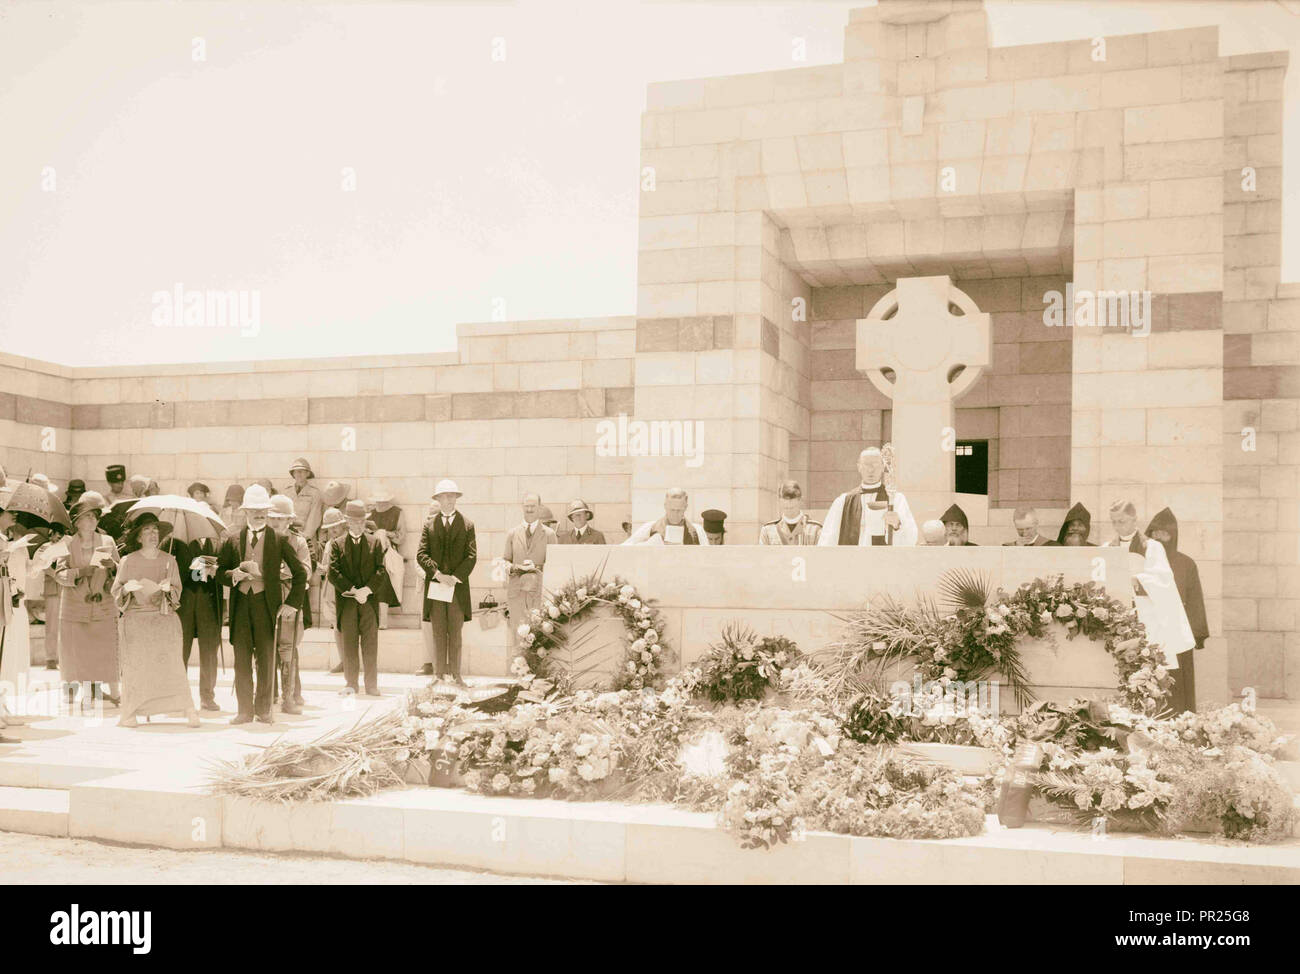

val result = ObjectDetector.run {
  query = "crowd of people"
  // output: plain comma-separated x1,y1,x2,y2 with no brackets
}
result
0,443,1210,738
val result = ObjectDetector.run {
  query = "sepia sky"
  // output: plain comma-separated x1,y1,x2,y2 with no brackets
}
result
2,0,1298,367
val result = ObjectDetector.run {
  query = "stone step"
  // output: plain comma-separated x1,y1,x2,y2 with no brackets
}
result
0,785,69,837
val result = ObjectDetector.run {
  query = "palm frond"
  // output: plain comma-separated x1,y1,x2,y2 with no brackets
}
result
937,568,992,611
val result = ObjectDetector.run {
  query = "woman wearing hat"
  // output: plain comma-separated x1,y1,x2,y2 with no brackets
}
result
112,513,200,727
54,491,121,710
368,486,405,629
220,484,247,541
35,523,69,670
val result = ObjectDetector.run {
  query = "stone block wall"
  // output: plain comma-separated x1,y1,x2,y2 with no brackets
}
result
0,356,74,487
3,318,637,618
1221,51,1299,701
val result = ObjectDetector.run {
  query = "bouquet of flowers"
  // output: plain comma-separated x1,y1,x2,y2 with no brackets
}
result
693,622,801,703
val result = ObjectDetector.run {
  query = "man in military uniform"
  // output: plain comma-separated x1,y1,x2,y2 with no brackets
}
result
701,509,728,546
556,499,605,544
285,458,324,559
759,480,822,545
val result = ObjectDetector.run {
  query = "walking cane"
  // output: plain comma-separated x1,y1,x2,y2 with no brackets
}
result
270,608,281,707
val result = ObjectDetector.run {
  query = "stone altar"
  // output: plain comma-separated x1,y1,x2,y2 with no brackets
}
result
544,544,1135,709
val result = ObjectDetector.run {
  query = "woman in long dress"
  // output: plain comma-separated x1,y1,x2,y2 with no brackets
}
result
36,525,67,670
55,491,121,711
112,514,199,728
1,519,37,730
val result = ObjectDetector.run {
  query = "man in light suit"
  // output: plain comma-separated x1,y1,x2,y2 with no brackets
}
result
503,492,556,659
416,480,476,686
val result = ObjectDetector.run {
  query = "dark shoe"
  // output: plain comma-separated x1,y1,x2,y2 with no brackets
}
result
200,700,220,712
280,699,302,715
417,663,433,676
230,714,253,725
330,663,344,674
45,660,58,670
254,714,274,724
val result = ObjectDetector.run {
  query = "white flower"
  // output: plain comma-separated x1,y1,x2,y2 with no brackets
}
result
516,623,531,638
628,599,641,610
541,621,554,634
641,651,652,663
547,603,560,620
619,584,634,599
575,587,587,601
644,629,658,643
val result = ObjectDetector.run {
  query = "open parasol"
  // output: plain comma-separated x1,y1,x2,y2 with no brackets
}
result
125,495,227,543
2,481,71,530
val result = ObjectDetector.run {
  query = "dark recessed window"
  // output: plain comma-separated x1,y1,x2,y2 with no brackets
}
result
955,439,988,495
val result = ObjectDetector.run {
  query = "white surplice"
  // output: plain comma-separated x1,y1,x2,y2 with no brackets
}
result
817,484,918,547
1113,534,1194,668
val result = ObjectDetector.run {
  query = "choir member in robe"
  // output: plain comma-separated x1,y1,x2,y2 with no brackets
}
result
623,488,712,545
1146,507,1209,713
1003,507,1051,546
817,448,917,547
1106,499,1195,708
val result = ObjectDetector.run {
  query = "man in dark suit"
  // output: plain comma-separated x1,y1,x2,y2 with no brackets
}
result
1002,506,1051,546
216,484,306,724
416,479,476,686
556,498,606,544
328,500,386,696
166,533,223,711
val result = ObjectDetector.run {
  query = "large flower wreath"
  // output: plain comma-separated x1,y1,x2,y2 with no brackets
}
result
834,571,1173,714
515,570,673,692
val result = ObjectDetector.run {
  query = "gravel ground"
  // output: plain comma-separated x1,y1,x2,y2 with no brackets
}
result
0,831,592,884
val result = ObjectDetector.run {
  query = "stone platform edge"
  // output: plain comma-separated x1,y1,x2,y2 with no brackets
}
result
56,767,1300,885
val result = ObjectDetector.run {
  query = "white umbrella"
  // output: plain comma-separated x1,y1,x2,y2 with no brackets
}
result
125,494,227,543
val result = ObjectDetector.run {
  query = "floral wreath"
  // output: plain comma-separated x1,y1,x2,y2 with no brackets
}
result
857,572,1173,715
513,568,673,692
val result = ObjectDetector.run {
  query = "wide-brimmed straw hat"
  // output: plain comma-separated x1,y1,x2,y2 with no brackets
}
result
69,491,108,523
124,511,173,547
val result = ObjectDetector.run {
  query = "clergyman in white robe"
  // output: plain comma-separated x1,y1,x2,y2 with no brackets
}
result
817,484,918,547
1109,533,1195,668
